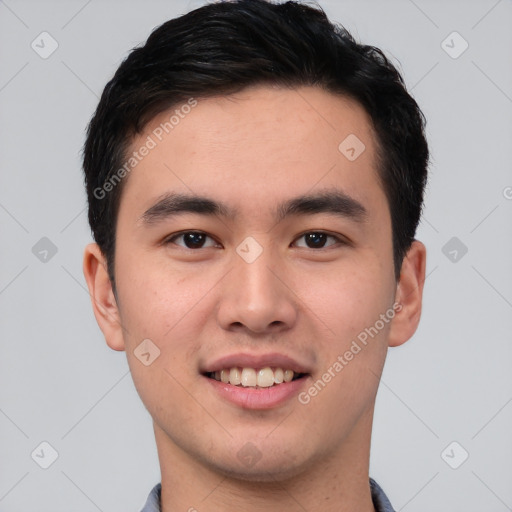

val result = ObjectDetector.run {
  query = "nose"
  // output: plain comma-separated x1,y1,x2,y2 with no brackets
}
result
216,245,298,335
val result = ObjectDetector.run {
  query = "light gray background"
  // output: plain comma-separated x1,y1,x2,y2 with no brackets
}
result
1,0,511,510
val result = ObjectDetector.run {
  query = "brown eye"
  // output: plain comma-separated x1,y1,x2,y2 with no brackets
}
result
294,232,341,249
304,233,328,248
182,232,207,249
166,231,218,249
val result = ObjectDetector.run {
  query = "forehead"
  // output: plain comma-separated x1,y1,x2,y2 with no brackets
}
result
119,85,385,222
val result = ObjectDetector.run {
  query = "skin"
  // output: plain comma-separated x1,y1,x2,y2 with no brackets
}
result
83,85,426,512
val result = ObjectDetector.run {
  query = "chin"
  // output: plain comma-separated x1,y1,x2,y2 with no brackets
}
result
213,461,306,484
202,442,315,484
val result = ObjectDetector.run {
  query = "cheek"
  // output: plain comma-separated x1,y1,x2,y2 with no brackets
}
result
295,263,393,437
116,260,209,423
302,258,393,347
115,248,204,342
115,251,219,393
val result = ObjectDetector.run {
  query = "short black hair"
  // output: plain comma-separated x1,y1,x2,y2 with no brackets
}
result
83,0,429,290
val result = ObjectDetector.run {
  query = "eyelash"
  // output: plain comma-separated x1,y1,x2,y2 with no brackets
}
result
164,232,218,249
163,230,347,250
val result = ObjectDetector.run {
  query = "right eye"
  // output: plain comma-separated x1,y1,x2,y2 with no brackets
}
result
164,231,220,250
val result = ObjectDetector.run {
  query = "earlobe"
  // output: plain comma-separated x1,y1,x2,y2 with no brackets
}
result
388,240,427,348
82,243,126,351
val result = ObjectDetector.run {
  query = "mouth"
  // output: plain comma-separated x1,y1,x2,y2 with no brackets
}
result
201,352,313,409
204,367,308,388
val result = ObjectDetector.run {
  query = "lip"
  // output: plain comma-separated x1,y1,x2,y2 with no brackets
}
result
201,352,312,374
200,352,312,410
203,374,310,410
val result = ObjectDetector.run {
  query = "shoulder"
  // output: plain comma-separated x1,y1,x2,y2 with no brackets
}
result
139,483,162,512
370,478,396,512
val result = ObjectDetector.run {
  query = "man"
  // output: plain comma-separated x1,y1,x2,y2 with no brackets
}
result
82,1,428,510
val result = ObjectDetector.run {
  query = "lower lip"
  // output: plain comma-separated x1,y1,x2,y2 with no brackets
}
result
203,375,309,410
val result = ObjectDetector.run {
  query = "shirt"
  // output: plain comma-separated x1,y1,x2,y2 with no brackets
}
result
140,478,395,511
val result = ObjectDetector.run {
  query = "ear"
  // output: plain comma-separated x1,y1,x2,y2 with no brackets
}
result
83,243,126,351
388,240,427,348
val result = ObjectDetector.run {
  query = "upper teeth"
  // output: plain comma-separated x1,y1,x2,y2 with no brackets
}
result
211,367,296,387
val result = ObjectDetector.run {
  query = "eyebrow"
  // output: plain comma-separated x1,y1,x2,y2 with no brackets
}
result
139,193,235,225
138,189,367,226
275,190,367,224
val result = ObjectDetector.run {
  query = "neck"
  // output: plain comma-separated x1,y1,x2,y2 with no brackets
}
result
154,409,376,512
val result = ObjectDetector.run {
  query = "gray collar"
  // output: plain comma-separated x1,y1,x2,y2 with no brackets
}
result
140,478,395,511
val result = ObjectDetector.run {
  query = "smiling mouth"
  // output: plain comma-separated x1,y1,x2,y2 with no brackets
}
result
205,367,308,388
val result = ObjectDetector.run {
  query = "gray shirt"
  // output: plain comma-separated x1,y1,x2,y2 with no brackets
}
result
140,478,395,511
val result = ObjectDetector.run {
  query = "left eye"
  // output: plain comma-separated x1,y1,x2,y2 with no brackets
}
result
293,232,341,249
166,231,219,249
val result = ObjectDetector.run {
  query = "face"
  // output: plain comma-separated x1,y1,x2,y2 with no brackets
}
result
85,85,425,482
